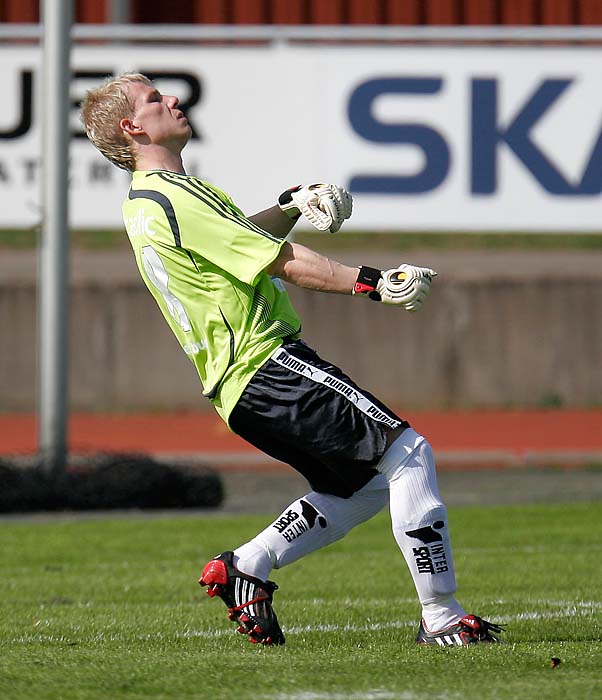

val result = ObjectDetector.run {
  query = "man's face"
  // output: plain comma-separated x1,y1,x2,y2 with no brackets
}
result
122,81,192,150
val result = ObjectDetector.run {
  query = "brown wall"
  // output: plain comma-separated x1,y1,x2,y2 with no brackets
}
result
3,0,602,25
2,267,601,412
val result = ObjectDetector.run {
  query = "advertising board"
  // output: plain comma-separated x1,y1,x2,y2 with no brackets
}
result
1,44,601,230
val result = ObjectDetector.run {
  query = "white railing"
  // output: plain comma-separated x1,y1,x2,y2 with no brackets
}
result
3,23,602,43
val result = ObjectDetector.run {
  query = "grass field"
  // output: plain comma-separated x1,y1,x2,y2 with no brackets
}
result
1,503,601,700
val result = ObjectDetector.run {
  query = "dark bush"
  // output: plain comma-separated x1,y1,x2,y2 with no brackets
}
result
0,461,54,512
0,454,224,513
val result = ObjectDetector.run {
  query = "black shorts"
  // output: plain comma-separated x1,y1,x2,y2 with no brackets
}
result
229,339,409,498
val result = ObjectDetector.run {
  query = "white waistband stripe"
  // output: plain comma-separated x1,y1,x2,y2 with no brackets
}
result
272,347,401,430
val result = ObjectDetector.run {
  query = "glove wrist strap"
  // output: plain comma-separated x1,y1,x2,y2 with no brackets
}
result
353,266,382,300
278,186,303,219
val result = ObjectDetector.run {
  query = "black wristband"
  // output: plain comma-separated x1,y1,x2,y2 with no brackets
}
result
353,266,382,300
278,186,303,219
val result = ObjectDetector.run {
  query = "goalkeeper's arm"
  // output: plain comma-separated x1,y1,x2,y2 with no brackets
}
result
247,182,353,238
267,242,358,293
267,242,437,312
248,205,298,239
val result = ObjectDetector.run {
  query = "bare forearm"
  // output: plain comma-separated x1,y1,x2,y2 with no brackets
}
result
248,205,296,239
267,242,358,294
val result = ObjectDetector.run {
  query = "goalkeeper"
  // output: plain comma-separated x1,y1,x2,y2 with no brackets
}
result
81,73,502,648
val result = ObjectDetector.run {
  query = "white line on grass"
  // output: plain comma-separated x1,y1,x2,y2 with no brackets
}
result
7,599,600,644
265,691,460,700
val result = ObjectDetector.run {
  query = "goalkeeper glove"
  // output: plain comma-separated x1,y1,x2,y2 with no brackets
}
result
353,264,437,312
278,183,353,233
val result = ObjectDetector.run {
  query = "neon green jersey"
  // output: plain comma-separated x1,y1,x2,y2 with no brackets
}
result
122,170,301,423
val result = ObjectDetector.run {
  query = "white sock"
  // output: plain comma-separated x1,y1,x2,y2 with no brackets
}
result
378,429,466,631
231,540,273,583
422,596,466,633
233,475,389,580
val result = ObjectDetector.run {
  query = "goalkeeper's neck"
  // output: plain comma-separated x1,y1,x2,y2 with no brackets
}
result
133,143,187,175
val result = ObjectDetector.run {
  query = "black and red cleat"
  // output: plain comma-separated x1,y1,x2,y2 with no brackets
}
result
199,551,285,646
416,614,504,647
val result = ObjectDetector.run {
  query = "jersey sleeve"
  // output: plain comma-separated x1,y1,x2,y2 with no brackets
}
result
177,183,285,286
183,213,285,287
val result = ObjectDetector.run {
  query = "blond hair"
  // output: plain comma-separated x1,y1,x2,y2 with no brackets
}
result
80,73,153,172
